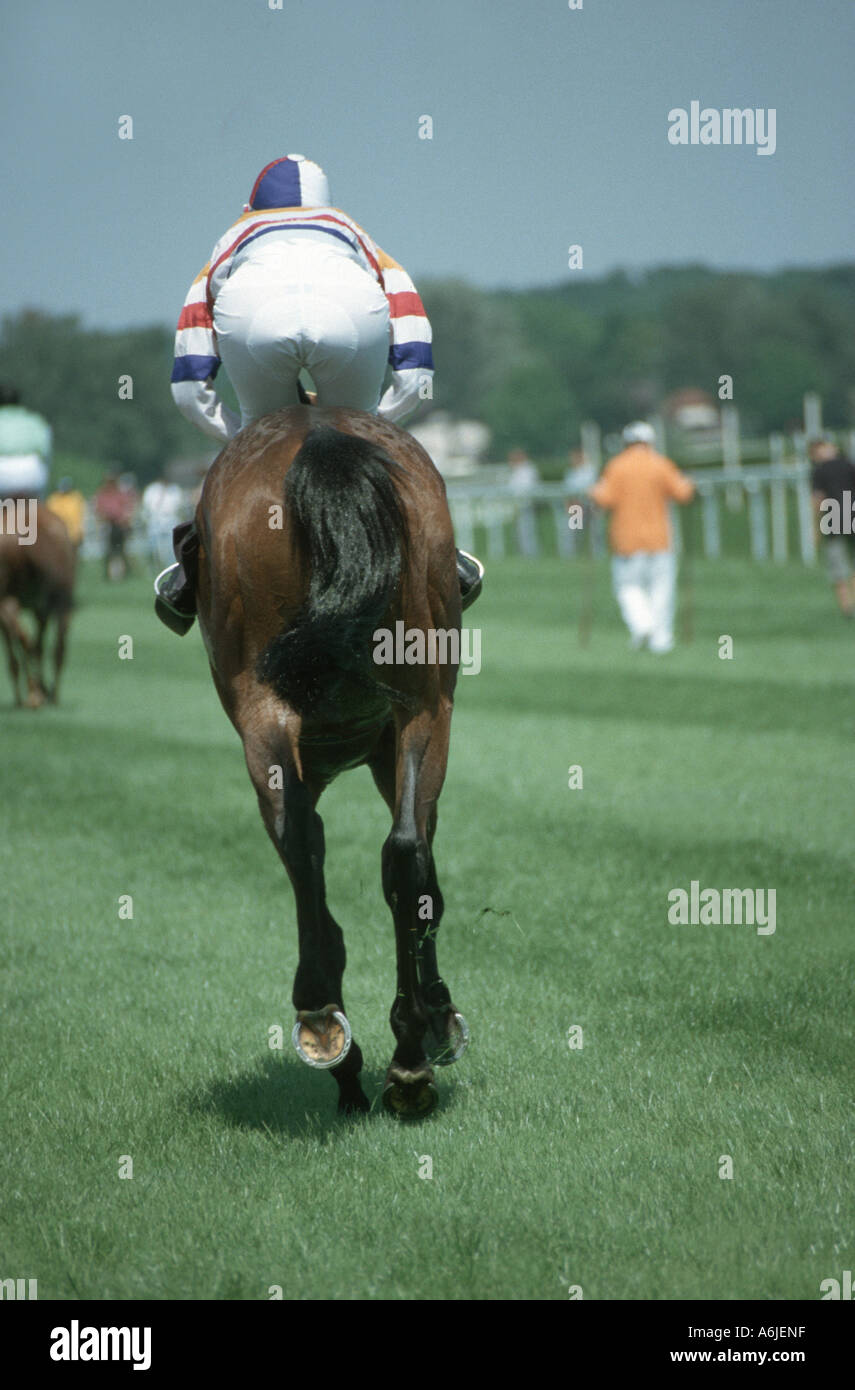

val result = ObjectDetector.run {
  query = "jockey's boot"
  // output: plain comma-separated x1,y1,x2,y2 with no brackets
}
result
155,529,483,631
154,521,199,636
457,549,484,611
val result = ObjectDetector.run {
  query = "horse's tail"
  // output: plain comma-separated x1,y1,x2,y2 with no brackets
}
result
257,423,409,715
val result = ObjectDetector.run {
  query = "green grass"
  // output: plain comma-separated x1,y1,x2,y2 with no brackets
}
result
1,554,853,1300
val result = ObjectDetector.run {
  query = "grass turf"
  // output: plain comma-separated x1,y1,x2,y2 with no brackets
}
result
0,554,853,1300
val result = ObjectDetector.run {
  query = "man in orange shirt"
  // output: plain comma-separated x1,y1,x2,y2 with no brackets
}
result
590,422,694,653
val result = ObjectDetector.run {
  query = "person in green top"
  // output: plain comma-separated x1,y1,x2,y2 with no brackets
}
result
0,385,52,499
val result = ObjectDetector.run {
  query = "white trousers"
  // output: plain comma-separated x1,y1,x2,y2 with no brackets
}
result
612,550,677,652
213,244,391,426
0,454,49,498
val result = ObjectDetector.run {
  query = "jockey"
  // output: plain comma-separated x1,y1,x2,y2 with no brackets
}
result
0,385,52,500
155,154,483,634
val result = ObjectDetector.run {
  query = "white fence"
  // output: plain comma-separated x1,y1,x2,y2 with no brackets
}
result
682,463,816,564
446,463,818,565
76,464,818,569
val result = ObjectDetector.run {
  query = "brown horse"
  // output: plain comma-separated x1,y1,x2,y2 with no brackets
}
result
0,502,75,707
195,407,470,1117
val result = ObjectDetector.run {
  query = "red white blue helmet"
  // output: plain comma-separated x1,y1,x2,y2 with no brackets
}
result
246,154,330,211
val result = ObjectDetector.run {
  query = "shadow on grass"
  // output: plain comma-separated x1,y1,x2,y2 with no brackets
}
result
188,1053,457,1138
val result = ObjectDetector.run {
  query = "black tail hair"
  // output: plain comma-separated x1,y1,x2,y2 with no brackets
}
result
257,423,409,715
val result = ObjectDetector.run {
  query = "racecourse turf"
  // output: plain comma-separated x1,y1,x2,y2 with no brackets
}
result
1,553,852,1301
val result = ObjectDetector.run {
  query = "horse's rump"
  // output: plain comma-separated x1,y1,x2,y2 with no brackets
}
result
256,422,410,716
0,506,75,614
198,407,460,729
0,504,75,706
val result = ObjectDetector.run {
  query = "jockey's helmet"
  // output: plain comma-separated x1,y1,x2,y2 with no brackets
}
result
245,154,330,211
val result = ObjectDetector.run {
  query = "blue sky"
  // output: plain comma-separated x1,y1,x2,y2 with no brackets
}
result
3,0,853,328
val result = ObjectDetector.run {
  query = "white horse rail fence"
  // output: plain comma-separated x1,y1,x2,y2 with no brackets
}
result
446,463,819,566
78,464,819,569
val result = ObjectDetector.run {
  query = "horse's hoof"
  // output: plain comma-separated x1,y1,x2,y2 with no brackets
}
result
426,1009,470,1067
338,1089,371,1118
382,1065,438,1119
292,1006,352,1069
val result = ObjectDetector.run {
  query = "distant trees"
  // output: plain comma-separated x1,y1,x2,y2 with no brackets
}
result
2,264,853,488
0,310,205,486
434,264,855,452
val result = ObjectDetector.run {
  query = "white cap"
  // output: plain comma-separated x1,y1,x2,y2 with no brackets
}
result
622,421,656,446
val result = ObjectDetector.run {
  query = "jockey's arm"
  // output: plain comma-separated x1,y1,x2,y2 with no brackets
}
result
170,264,241,443
375,250,433,424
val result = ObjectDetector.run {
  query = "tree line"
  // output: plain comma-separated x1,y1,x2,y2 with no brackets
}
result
1,263,852,490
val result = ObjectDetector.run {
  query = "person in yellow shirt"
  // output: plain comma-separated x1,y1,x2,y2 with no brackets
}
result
46,478,86,550
590,422,694,653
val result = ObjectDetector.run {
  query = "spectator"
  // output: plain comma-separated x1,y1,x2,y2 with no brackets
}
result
0,384,52,500
810,438,855,618
118,474,140,570
507,447,540,557
590,421,694,653
94,473,137,580
563,447,598,555
46,477,86,550
142,475,184,567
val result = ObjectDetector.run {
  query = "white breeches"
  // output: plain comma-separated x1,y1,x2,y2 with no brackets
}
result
0,454,49,498
213,243,391,425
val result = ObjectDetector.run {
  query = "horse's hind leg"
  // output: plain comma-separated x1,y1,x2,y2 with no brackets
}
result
373,706,460,1117
370,728,468,1076
417,846,470,1067
48,608,70,703
32,612,50,701
240,714,369,1115
0,602,23,705
0,599,41,708
0,624,24,705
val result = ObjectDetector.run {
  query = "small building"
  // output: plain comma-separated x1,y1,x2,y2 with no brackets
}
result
662,388,720,433
409,412,491,478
